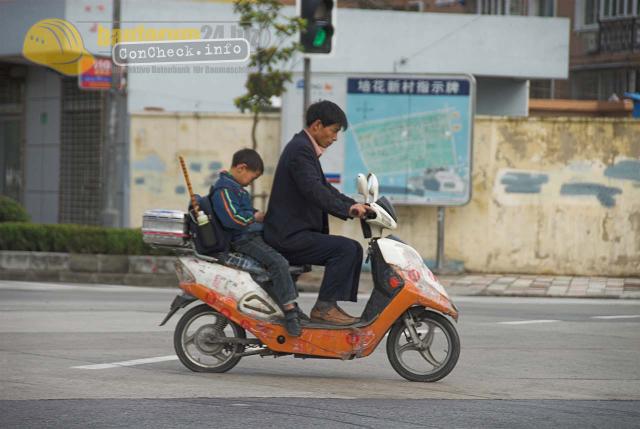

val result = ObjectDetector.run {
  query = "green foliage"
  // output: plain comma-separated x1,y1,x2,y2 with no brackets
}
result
0,223,172,255
233,0,306,136
0,196,30,223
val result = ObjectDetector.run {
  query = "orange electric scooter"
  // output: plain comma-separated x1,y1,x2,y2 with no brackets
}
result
154,173,460,382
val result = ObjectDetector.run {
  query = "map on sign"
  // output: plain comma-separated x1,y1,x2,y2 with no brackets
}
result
344,76,474,206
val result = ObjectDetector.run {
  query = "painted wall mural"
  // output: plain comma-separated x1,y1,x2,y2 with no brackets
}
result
496,158,639,208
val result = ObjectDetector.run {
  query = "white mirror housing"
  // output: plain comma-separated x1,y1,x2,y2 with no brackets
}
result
367,173,379,202
356,173,368,203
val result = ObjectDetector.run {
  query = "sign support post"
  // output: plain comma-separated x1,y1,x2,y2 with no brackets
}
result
435,206,445,272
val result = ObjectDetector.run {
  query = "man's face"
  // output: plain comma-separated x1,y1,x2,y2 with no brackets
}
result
310,120,341,148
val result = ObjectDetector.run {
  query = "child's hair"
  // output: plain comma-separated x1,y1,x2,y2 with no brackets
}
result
306,100,348,131
231,148,264,173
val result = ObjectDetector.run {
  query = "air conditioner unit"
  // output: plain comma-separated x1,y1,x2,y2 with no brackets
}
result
583,30,599,54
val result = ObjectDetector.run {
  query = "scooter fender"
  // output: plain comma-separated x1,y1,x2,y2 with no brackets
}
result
376,238,458,321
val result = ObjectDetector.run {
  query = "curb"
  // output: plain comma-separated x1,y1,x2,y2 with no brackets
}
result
0,251,178,287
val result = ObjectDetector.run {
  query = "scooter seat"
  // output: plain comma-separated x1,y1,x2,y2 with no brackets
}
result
221,252,311,280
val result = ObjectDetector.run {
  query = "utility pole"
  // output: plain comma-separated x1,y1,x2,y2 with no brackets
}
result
102,0,123,227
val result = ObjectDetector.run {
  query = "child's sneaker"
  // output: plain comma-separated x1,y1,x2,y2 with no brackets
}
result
284,308,302,337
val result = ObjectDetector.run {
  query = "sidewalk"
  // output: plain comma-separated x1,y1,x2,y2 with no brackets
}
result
297,271,640,299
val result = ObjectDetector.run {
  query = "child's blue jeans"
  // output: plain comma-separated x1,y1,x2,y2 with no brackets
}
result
230,233,298,306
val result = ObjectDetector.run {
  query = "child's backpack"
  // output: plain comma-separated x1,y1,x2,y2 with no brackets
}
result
187,191,230,256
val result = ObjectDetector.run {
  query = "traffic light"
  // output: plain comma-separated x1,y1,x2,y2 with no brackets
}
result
300,0,334,54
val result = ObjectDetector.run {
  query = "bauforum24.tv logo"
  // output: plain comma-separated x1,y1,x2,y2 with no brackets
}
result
23,18,250,75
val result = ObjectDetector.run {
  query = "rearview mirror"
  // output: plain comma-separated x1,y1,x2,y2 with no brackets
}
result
367,173,379,203
356,173,368,203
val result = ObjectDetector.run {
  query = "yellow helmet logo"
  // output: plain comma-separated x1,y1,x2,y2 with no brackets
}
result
23,18,95,76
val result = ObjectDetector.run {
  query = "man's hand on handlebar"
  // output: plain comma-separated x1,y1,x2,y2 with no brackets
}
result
349,203,375,219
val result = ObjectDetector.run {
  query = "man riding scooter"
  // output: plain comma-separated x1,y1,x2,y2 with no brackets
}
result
264,100,372,326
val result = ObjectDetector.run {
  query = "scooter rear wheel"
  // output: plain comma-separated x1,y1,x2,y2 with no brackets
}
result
386,308,460,382
174,303,246,373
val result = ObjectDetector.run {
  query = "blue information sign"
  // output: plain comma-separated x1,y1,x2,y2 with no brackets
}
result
344,75,475,206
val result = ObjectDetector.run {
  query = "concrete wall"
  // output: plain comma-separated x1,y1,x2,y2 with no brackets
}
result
23,66,61,224
129,113,640,276
128,112,281,228
330,116,640,277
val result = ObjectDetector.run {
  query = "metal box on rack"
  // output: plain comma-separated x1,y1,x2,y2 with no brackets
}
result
142,209,190,248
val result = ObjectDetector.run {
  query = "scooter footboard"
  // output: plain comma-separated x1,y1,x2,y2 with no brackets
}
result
360,288,393,323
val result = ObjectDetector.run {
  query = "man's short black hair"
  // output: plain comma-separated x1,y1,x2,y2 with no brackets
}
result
232,148,264,173
305,100,348,131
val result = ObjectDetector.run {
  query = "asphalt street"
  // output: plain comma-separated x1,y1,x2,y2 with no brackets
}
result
1,280,639,428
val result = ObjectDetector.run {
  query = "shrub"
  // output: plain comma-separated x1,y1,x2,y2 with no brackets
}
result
0,196,30,223
0,223,173,255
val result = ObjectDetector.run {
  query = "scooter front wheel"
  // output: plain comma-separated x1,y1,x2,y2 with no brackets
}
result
174,303,246,373
386,308,460,382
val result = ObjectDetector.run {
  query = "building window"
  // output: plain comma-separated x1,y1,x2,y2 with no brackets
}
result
601,0,638,18
0,65,24,203
576,0,640,30
530,79,553,99
538,0,555,16
477,0,555,16
59,78,104,225
478,0,501,15
585,0,599,25
571,68,638,100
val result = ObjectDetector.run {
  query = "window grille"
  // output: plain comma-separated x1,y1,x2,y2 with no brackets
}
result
0,64,24,203
59,78,104,225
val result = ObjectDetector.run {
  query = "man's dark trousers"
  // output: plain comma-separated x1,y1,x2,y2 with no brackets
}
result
277,232,363,302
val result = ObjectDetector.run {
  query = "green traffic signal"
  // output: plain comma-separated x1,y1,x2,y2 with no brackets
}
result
313,28,327,47
300,0,333,53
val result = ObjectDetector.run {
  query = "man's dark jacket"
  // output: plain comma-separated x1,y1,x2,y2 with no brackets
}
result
264,131,356,252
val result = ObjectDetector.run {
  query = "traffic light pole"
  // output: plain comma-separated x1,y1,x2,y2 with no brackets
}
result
303,57,311,119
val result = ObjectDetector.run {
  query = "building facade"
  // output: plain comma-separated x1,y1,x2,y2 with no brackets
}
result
0,0,568,226
321,0,639,100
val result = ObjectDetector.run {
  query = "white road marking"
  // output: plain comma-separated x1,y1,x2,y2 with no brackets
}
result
591,315,640,320
72,355,178,370
498,319,560,325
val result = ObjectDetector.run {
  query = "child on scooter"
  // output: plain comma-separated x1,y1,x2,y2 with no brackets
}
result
211,149,303,337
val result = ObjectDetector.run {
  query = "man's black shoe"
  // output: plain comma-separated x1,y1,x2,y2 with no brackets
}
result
284,308,302,337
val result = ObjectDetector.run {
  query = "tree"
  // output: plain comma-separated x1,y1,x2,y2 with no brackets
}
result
233,0,305,152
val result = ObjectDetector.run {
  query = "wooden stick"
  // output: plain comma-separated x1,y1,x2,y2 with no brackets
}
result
178,156,200,213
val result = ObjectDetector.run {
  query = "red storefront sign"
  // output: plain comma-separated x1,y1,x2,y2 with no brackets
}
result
78,57,112,90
